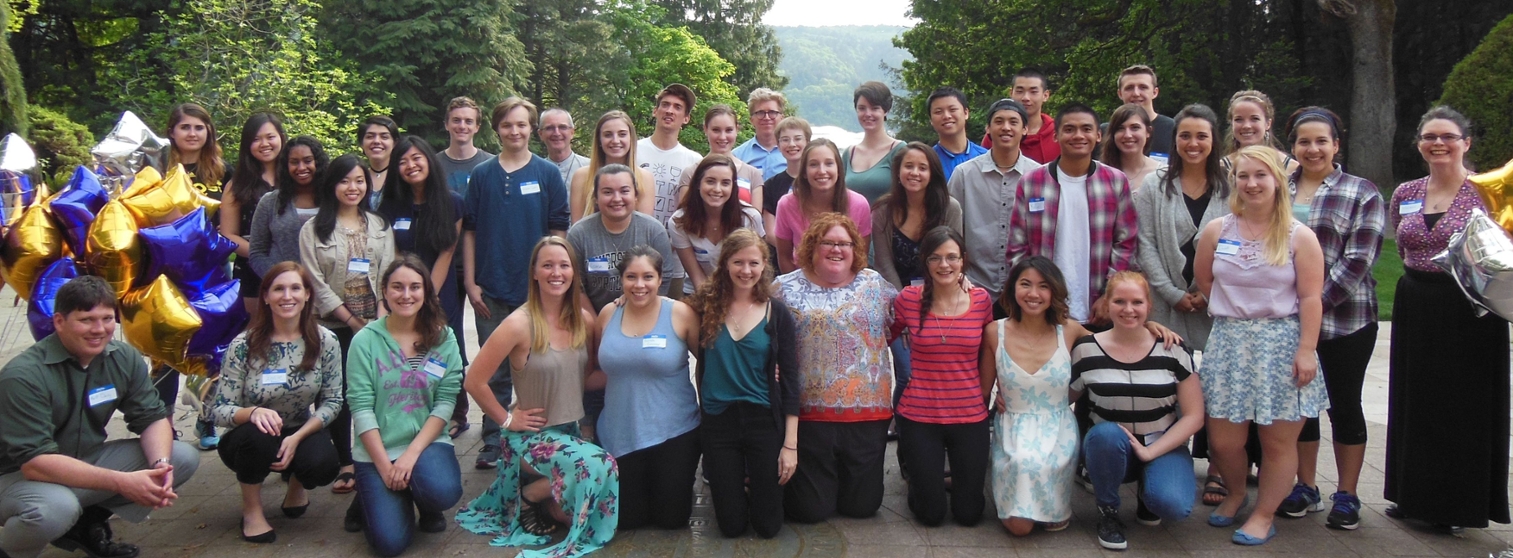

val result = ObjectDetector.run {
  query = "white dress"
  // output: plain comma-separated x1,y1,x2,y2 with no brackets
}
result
989,321,1078,522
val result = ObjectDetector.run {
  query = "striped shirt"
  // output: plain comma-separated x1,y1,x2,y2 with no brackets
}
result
1068,335,1194,436
890,286,994,424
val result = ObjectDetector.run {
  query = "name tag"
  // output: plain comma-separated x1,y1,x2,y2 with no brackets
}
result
393,218,412,230
1149,152,1170,165
1028,197,1046,213
1400,200,1423,215
587,256,611,274
642,334,668,349
424,357,447,380
520,181,541,195
1142,429,1166,446
910,278,925,287
1216,238,1242,256
87,385,117,407
262,369,289,386
348,258,370,274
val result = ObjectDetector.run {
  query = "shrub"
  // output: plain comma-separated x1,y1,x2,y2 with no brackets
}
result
27,106,96,187
1438,14,1513,172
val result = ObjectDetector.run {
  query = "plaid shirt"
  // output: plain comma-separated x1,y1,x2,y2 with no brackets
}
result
1005,159,1138,309
1292,165,1386,340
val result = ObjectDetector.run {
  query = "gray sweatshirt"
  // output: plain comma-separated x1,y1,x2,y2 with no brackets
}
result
248,191,318,278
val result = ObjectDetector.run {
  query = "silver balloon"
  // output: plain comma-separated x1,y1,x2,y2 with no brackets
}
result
91,111,167,178
0,133,40,225
1432,208,1513,321
0,133,37,173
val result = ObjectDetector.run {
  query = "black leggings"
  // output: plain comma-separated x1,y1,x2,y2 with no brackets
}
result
784,419,889,523
896,415,989,526
218,422,340,486
332,326,356,466
701,404,785,538
1300,322,1376,444
616,428,701,530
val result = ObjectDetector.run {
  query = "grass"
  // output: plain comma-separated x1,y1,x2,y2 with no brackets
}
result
1374,238,1404,321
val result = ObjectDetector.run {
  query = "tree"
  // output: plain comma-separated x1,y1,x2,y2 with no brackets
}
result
513,0,620,120
774,25,911,130
0,1,27,137
650,0,787,96
1320,0,1396,192
606,1,746,151
1438,14,1513,172
26,106,93,187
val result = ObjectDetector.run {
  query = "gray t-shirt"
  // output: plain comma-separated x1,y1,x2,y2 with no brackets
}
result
551,152,591,185
567,213,680,310
436,148,496,198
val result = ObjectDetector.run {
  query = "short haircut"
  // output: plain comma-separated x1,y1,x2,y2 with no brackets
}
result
491,96,538,131
776,116,812,140
446,96,482,120
1054,103,1101,130
926,87,968,112
655,84,698,115
853,81,893,112
986,98,1028,125
539,108,574,128
1118,64,1158,88
54,276,118,316
1013,69,1050,90
747,87,786,108
356,115,399,146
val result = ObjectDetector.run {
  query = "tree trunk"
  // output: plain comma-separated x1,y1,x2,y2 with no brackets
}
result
1344,0,1397,188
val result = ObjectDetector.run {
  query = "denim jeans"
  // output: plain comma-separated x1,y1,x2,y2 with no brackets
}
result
889,338,912,407
1082,422,1195,520
354,442,464,557
475,296,518,447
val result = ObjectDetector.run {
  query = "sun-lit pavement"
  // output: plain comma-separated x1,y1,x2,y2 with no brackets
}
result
0,284,1507,557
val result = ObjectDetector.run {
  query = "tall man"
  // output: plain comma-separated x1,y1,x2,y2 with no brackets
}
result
732,87,788,180
636,83,701,297
928,87,987,180
981,69,1060,164
462,97,570,469
0,276,200,558
1116,65,1175,162
1005,103,1137,323
436,96,496,197
949,99,1043,317
538,108,590,184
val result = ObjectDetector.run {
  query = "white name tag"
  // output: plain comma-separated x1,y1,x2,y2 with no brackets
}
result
1028,197,1046,213
1400,200,1423,215
910,278,925,287
347,258,370,274
642,334,668,349
423,357,447,380
587,256,611,274
1149,153,1170,166
262,369,288,386
87,385,117,407
1216,238,1242,256
1142,429,1166,446
393,218,412,230
520,181,541,195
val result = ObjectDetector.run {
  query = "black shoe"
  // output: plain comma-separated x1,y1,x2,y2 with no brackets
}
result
418,510,448,533
344,499,365,533
281,495,310,519
1135,498,1161,526
240,519,276,544
1097,505,1128,550
51,507,140,558
1383,504,1407,519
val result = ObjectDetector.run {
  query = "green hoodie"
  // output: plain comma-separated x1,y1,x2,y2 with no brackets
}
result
346,317,463,462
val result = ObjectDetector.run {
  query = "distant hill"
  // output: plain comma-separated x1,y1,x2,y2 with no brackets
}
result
774,26,912,131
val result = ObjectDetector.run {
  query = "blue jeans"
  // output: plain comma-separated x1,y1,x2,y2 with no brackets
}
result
1082,422,1195,520
890,337,912,407
475,296,518,447
354,442,464,557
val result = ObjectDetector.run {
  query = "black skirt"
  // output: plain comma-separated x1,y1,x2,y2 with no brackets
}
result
1385,268,1511,527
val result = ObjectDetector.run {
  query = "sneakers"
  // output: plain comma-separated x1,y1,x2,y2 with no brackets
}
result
1276,483,1324,517
475,444,501,469
1096,505,1127,550
1326,491,1362,530
1074,464,1094,494
1135,498,1161,526
194,419,219,451
418,510,448,533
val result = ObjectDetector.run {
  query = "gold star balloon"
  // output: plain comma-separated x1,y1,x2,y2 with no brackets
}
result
0,201,63,300
120,274,202,370
1471,158,1513,235
84,200,144,297
118,165,184,227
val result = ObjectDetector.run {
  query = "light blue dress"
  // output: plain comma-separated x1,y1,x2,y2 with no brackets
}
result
989,321,1077,522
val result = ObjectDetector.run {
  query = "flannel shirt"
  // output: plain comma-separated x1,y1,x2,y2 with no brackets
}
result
1005,159,1138,309
1291,165,1386,340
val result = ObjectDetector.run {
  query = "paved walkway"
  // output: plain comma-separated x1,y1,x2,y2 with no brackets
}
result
0,286,1507,557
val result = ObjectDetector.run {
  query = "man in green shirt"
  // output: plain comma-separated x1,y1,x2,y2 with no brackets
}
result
0,276,200,558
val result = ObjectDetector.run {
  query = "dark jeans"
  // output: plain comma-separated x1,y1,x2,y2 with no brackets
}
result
701,404,784,538
896,415,989,526
1083,422,1195,520
616,428,701,530
785,419,889,523
354,442,463,557
474,296,517,447
217,422,340,486
448,304,471,425
332,326,357,466
1301,322,1376,445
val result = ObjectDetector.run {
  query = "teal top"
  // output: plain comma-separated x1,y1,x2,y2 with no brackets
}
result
701,318,772,414
1292,201,1312,223
845,141,906,204
346,317,464,462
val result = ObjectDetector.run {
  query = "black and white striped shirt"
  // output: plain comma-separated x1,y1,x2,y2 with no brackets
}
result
1069,335,1195,436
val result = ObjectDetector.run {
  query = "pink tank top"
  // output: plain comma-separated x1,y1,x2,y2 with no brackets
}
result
1208,215,1301,319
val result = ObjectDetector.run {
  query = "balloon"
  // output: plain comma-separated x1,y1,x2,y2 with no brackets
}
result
1471,158,1513,235
84,200,144,297
138,207,235,294
184,278,248,377
117,166,182,227
120,274,201,369
160,165,219,221
91,111,168,177
0,202,64,299
47,167,110,256
26,257,80,341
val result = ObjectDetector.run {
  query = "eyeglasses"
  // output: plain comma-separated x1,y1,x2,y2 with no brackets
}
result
541,125,573,134
1419,133,1463,144
818,240,854,250
753,110,783,120
926,254,963,265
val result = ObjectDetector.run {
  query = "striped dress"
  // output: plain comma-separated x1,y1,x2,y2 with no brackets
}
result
890,286,993,423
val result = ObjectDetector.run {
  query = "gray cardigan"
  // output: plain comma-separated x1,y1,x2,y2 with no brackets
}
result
869,197,963,289
248,191,316,279
1133,169,1230,351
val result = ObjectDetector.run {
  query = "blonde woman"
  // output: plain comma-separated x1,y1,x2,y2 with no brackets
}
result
568,111,657,222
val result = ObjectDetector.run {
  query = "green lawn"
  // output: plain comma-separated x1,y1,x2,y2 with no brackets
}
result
1374,238,1404,321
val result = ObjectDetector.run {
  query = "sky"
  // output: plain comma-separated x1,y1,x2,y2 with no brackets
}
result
763,0,917,27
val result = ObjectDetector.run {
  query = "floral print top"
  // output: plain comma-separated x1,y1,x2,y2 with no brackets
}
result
1389,177,1487,272
211,327,344,429
774,268,899,422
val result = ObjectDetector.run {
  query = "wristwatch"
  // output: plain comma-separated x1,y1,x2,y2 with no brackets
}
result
151,457,170,468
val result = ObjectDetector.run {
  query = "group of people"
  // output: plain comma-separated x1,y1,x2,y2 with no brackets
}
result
0,61,1505,558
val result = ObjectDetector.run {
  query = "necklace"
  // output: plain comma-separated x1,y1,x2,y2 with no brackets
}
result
931,289,965,343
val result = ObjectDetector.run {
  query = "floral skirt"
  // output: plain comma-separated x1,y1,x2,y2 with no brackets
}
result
1200,316,1329,424
456,422,620,557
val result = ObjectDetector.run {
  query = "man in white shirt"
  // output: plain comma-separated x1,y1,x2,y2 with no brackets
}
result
635,83,702,298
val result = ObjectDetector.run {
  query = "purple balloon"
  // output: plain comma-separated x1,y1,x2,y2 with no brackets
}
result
184,278,249,377
27,257,80,341
49,166,109,255
138,207,236,295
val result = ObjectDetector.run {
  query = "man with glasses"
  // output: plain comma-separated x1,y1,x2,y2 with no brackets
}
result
733,88,789,180
539,108,590,184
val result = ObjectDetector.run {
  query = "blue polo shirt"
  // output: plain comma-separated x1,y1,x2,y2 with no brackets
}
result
733,137,787,180
933,140,989,181
462,155,570,305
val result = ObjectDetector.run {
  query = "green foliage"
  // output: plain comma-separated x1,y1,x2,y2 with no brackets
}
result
650,0,786,96
25,106,93,188
0,1,26,137
1438,14,1513,172
773,25,911,131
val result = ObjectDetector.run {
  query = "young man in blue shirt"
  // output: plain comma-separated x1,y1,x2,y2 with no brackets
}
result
928,87,987,180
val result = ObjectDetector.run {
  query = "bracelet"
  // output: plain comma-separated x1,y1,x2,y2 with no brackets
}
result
151,457,170,467
502,409,515,430
782,445,797,451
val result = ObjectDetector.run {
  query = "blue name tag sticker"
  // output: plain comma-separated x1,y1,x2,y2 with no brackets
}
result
642,334,668,349
1400,200,1423,215
587,256,611,274
424,357,447,380
262,368,289,386
520,181,541,195
393,218,412,230
87,384,118,407
1028,197,1046,213
347,258,371,274
1216,238,1242,256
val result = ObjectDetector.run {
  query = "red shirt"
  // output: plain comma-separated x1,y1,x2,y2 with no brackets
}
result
981,113,1060,164
890,286,993,424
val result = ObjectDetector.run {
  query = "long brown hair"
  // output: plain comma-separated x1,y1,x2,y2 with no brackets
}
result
675,154,751,239
793,139,850,216
246,262,323,372
879,142,948,232
525,236,589,352
165,103,227,189
379,254,449,355
1098,103,1152,171
688,229,773,347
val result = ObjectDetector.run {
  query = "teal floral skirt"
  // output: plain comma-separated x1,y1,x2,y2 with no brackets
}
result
456,422,620,557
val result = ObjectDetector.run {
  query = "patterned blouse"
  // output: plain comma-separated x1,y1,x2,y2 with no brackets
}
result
1388,177,1487,272
774,268,899,422
211,327,345,429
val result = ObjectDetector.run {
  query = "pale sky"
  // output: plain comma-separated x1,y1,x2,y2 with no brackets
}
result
763,0,917,28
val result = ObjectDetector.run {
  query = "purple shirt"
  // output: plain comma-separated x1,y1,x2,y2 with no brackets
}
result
1388,177,1486,272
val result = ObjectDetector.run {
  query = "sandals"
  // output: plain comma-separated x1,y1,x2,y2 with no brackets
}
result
519,497,562,536
1202,475,1229,506
448,420,471,439
331,471,357,494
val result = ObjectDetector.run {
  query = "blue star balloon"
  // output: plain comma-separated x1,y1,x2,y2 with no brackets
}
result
137,207,235,295
27,257,80,340
48,166,110,256
184,278,248,376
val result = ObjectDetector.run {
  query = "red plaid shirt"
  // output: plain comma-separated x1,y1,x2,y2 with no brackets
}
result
1005,160,1138,309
